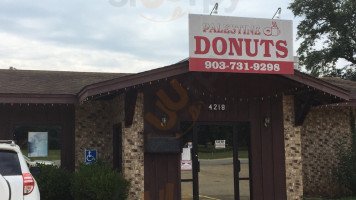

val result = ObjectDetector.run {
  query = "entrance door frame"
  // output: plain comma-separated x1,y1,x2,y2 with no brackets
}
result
192,122,246,200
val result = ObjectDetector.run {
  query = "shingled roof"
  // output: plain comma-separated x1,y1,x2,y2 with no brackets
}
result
0,69,129,95
322,77,356,100
0,63,355,105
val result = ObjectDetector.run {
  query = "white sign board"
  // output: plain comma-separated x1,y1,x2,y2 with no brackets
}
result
215,140,226,149
182,148,191,160
189,14,294,74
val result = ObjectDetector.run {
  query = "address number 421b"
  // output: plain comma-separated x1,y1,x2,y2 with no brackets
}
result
208,104,226,111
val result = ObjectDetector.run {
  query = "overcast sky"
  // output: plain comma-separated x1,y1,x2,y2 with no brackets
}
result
0,0,301,73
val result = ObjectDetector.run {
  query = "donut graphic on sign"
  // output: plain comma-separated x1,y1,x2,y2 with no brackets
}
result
264,21,281,36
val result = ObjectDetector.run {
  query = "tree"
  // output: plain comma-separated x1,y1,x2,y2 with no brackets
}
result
289,0,356,80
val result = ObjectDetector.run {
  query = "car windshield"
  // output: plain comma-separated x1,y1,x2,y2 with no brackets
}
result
0,150,22,176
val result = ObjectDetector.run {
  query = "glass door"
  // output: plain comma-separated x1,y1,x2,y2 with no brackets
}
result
236,123,251,200
189,123,251,200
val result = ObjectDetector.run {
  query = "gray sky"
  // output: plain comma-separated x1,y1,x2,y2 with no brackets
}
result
0,0,301,73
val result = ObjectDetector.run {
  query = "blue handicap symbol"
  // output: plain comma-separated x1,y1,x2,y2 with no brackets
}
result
85,150,97,164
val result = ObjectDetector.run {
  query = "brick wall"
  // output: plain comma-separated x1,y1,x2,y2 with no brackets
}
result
122,92,144,199
75,92,144,199
283,95,304,200
75,99,115,165
283,94,355,198
301,107,354,196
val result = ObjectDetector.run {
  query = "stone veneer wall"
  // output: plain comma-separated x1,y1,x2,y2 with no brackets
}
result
301,107,354,196
122,92,144,199
75,98,116,165
75,92,144,199
283,95,304,200
283,94,355,198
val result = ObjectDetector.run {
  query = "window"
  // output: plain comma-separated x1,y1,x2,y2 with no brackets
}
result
0,150,22,176
13,126,62,166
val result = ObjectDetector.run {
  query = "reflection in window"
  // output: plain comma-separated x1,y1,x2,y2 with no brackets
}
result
13,126,61,167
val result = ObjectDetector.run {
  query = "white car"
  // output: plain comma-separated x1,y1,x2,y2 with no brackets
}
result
0,140,40,200
23,155,56,167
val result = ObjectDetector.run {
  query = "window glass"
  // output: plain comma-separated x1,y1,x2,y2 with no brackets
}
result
0,150,22,176
14,126,61,167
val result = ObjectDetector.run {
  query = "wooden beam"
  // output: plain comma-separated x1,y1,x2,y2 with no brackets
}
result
125,89,138,127
294,92,315,126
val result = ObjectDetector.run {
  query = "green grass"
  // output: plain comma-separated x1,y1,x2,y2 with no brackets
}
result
197,145,248,159
238,150,249,159
21,149,61,161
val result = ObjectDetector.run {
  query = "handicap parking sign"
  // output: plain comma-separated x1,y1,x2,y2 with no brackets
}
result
85,150,97,164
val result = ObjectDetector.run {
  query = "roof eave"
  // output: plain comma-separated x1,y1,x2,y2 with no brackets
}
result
0,94,78,104
78,61,351,102
347,99,356,106
77,62,190,102
282,71,350,100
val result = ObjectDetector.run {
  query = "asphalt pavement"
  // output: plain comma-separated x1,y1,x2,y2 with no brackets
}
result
182,158,250,200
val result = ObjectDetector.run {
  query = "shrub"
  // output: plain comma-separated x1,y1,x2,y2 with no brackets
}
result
33,164,73,200
71,162,130,200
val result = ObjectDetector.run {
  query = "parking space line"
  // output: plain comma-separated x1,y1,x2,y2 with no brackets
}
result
188,194,222,200
198,194,222,200
185,193,222,200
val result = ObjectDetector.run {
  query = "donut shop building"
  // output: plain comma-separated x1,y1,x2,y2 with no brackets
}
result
0,14,355,200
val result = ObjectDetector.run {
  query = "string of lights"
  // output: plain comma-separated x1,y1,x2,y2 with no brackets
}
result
0,76,349,108
0,75,347,107
79,77,349,108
